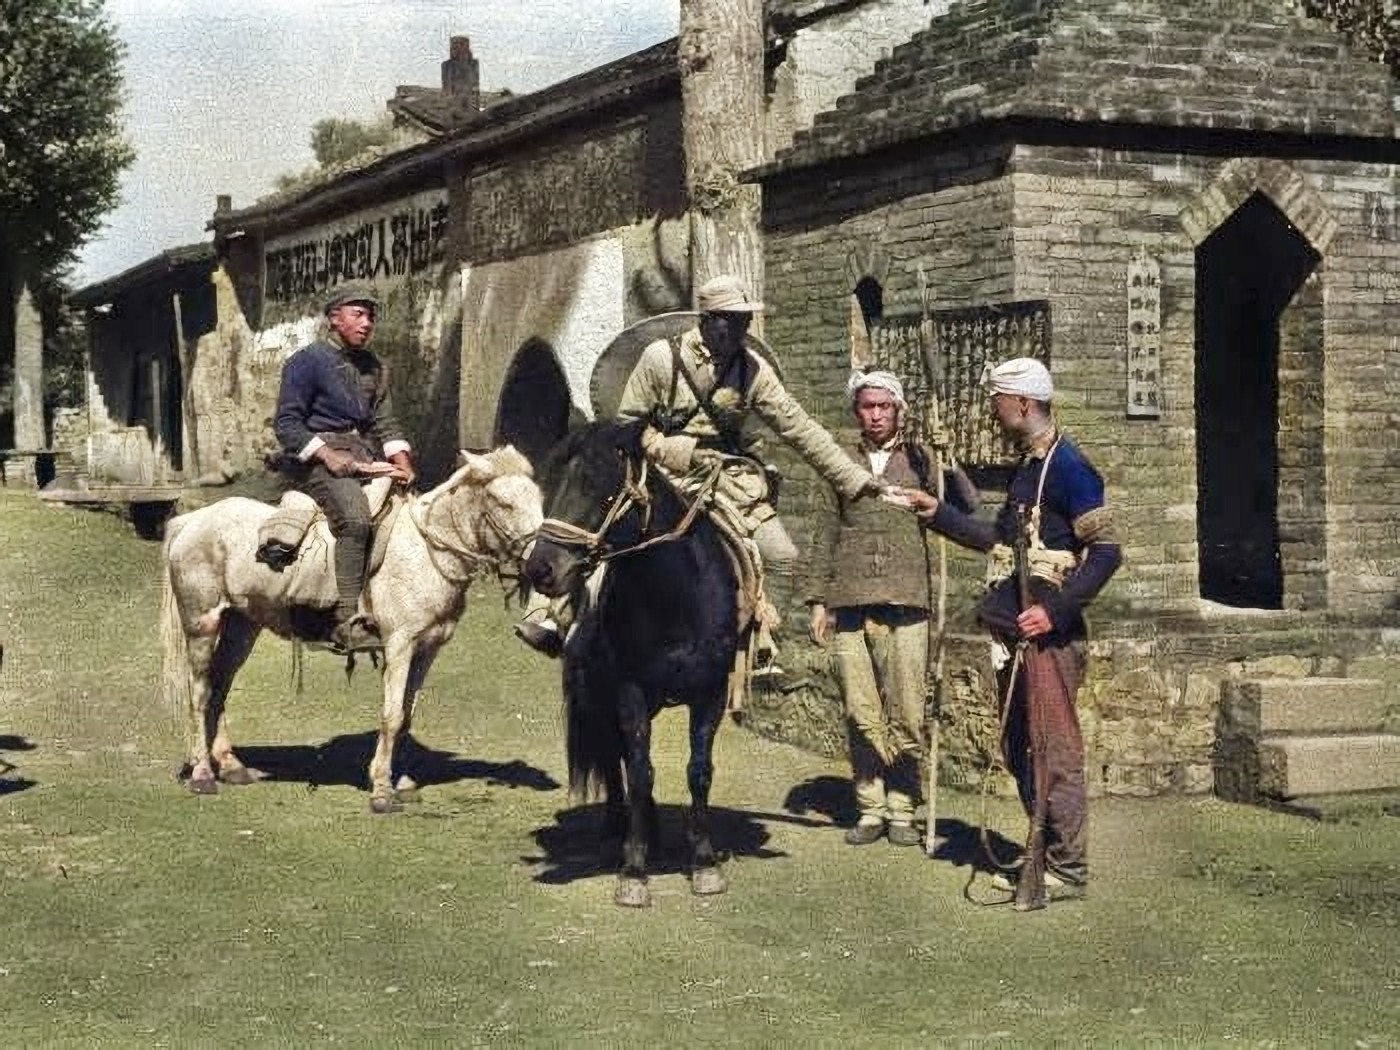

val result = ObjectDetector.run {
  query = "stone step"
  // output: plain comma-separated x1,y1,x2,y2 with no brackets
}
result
1258,734,1400,798
1224,677,1388,735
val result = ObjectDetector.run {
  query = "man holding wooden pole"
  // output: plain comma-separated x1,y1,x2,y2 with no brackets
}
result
900,358,1121,905
806,370,977,847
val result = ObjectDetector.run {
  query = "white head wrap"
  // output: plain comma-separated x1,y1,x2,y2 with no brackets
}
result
987,357,1053,402
847,369,907,409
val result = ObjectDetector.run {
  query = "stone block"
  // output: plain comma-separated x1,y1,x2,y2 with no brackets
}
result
1258,735,1400,798
1229,677,1387,735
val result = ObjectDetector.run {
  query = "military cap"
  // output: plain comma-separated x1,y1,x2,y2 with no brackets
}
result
324,284,379,316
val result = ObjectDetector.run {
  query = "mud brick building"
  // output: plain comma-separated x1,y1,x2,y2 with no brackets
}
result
749,0,1400,799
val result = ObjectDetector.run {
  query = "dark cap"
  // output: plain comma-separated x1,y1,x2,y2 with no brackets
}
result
324,284,379,316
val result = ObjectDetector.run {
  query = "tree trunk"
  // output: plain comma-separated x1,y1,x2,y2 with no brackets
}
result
679,0,767,327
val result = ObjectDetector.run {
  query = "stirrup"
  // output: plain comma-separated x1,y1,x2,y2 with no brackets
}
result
327,614,382,654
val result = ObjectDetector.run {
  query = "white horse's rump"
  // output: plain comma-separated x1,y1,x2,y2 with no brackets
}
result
159,447,543,812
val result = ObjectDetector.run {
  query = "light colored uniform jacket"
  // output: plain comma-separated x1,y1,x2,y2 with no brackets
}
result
616,327,874,528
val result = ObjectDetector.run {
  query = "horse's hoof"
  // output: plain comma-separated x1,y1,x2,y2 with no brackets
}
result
369,793,398,815
393,774,420,796
614,877,651,908
188,775,218,796
220,766,261,787
691,866,728,896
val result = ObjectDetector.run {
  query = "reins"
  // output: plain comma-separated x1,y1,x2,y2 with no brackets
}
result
410,479,532,593
535,454,722,564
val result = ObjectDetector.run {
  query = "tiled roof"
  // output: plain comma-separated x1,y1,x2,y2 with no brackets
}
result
71,242,216,308
757,0,1399,177
387,86,515,136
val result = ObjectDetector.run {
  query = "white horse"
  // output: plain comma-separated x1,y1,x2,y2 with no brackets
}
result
159,446,543,812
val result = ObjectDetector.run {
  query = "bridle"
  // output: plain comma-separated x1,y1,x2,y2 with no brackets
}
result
411,479,538,593
535,453,720,568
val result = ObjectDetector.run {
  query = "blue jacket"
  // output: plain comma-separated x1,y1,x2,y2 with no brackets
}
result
929,431,1120,640
274,339,408,461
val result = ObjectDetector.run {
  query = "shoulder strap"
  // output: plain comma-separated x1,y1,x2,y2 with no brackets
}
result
669,338,748,449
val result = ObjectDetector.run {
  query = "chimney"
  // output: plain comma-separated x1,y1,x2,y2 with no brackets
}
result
441,36,480,111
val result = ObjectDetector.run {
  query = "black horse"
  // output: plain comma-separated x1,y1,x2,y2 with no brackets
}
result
525,419,739,907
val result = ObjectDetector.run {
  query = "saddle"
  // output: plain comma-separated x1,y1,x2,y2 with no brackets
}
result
254,477,402,608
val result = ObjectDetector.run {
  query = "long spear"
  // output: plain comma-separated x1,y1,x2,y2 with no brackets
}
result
917,265,948,856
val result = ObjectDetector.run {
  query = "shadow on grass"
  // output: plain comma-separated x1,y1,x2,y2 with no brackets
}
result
528,802,792,885
0,734,38,794
189,731,559,793
783,774,1024,876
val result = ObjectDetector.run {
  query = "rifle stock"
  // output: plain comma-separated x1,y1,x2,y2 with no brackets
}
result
1012,501,1050,912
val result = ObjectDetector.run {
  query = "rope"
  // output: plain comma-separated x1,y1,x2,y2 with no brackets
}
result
963,641,1029,907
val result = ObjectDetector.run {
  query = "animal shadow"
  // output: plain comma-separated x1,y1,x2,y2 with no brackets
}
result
0,734,38,795
202,732,560,793
783,774,859,827
528,802,787,885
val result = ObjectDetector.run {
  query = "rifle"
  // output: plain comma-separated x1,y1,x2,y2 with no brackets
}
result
917,266,948,856
1012,501,1050,912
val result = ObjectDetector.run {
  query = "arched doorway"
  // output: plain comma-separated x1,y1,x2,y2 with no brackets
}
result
493,338,572,471
1195,192,1320,608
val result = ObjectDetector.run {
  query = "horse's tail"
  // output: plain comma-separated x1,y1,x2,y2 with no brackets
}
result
158,525,194,722
562,658,622,802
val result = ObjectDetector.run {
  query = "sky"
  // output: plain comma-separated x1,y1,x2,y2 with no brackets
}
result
75,0,679,287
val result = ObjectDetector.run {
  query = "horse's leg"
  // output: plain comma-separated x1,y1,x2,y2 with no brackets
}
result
687,692,729,896
207,614,262,785
614,681,655,908
185,634,221,794
390,639,444,797
367,633,417,814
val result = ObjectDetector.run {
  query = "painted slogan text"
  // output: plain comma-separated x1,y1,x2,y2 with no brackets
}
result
264,190,450,303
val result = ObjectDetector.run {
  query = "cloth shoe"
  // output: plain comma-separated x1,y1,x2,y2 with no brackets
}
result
330,614,382,654
514,618,564,658
989,866,1084,896
886,823,921,847
843,819,886,846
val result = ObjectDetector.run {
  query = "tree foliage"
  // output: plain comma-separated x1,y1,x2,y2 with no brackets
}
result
273,116,396,193
1304,0,1400,73
310,116,395,168
0,0,134,279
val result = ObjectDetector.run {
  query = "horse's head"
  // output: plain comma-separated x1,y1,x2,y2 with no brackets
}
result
423,446,544,577
524,419,651,598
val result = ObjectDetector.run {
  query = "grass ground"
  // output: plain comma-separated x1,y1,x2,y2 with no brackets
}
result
1,490,1397,1047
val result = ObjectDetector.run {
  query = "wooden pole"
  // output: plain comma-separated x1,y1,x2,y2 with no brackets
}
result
679,0,767,331
918,265,948,855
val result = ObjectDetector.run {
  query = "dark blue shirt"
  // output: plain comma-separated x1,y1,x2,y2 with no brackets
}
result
274,340,406,459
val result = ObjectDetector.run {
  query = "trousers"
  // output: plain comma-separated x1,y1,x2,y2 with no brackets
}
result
995,638,1089,882
832,604,929,824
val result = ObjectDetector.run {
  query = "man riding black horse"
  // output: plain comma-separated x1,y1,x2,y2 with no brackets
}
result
516,273,885,659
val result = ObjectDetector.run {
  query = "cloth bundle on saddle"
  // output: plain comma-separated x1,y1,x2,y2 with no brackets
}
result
254,475,401,609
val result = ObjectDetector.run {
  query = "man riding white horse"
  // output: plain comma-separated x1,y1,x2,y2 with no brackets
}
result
516,273,884,660
273,286,416,653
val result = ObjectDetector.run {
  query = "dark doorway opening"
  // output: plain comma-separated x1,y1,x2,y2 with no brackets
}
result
494,339,572,471
1196,192,1319,608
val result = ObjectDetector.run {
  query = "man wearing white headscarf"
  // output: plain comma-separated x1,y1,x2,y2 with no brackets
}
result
807,369,977,846
901,356,1121,899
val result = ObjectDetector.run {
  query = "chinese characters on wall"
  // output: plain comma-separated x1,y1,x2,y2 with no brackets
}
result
1127,252,1161,419
263,190,450,303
